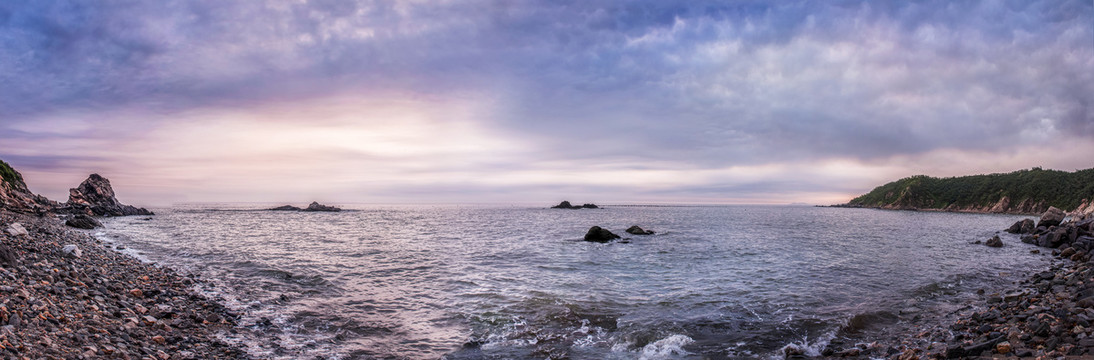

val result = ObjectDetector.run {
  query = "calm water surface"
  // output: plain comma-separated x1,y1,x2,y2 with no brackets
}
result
96,205,1049,359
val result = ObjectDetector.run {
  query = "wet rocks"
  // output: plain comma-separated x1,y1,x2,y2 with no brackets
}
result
625,225,655,235
1006,218,1036,234
64,214,102,229
303,201,341,212
0,209,249,359
65,174,154,216
552,201,599,209
984,235,1003,247
584,226,621,242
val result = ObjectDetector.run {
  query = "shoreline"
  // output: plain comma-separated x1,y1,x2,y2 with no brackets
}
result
0,209,250,359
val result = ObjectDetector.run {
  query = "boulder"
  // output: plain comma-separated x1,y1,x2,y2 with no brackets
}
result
4,223,28,237
61,244,82,258
1006,219,1036,234
303,202,341,212
985,235,1003,247
65,214,103,229
584,226,620,242
1037,207,1066,228
66,174,154,216
625,225,655,235
269,205,302,211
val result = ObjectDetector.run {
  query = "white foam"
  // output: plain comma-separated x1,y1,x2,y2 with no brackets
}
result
638,334,694,360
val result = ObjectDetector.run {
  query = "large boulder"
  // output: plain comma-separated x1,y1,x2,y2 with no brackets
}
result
584,226,620,242
625,225,655,235
65,214,103,229
66,174,153,216
1006,219,1035,234
1037,207,1066,228
303,202,341,212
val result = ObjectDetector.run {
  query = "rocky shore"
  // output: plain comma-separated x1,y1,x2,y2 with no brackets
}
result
792,208,1094,359
0,210,249,359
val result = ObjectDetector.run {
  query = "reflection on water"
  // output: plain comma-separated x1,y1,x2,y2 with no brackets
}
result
98,205,1048,359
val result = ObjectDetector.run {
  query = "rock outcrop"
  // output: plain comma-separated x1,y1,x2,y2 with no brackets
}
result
65,174,153,216
269,205,303,211
303,202,341,212
985,235,1003,247
625,225,655,235
584,226,620,242
0,160,57,214
552,201,599,209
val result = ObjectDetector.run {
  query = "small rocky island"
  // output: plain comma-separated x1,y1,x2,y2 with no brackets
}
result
269,202,342,212
551,200,599,209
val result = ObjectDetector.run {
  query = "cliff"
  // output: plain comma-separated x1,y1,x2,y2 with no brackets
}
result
0,159,58,214
842,167,1094,216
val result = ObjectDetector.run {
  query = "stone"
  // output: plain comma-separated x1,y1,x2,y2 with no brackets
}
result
4,222,28,237
1007,219,1036,234
551,201,575,209
1061,247,1077,259
584,226,620,242
303,201,341,212
1038,207,1067,228
996,341,1011,354
65,214,102,229
268,205,302,211
985,235,1003,247
625,225,655,235
65,174,154,216
129,289,144,298
61,244,82,258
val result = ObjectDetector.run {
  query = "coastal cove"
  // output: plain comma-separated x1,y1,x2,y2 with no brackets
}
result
93,204,1051,359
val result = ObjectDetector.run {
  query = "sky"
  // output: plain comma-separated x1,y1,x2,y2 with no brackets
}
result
0,0,1091,206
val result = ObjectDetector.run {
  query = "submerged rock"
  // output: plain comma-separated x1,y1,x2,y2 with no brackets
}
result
625,225,655,235
65,174,154,216
584,226,620,242
303,201,341,212
65,214,103,229
985,235,1003,247
1037,206,1066,228
268,205,303,211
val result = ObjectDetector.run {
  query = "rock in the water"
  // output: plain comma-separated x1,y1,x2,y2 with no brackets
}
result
625,225,655,235
985,235,1003,247
584,226,620,242
4,222,28,236
1037,207,1066,228
303,201,341,212
268,205,302,211
61,244,82,258
1006,219,1036,234
552,201,599,209
65,174,154,216
65,214,102,229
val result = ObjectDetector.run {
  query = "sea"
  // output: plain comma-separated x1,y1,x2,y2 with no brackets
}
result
93,204,1050,359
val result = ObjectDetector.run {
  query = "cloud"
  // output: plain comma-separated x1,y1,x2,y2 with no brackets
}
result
0,0,1090,204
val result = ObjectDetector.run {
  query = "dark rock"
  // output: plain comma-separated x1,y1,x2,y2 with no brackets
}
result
552,201,576,209
1061,247,1077,259
65,214,102,229
65,174,154,216
625,225,655,235
985,235,1003,247
584,226,620,242
580,203,599,209
1007,219,1036,234
268,205,302,211
1038,207,1066,228
303,202,340,212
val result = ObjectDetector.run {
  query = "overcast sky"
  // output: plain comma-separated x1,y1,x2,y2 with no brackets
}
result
1,0,1091,206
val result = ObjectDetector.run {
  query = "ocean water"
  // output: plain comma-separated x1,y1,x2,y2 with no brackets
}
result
94,204,1049,359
